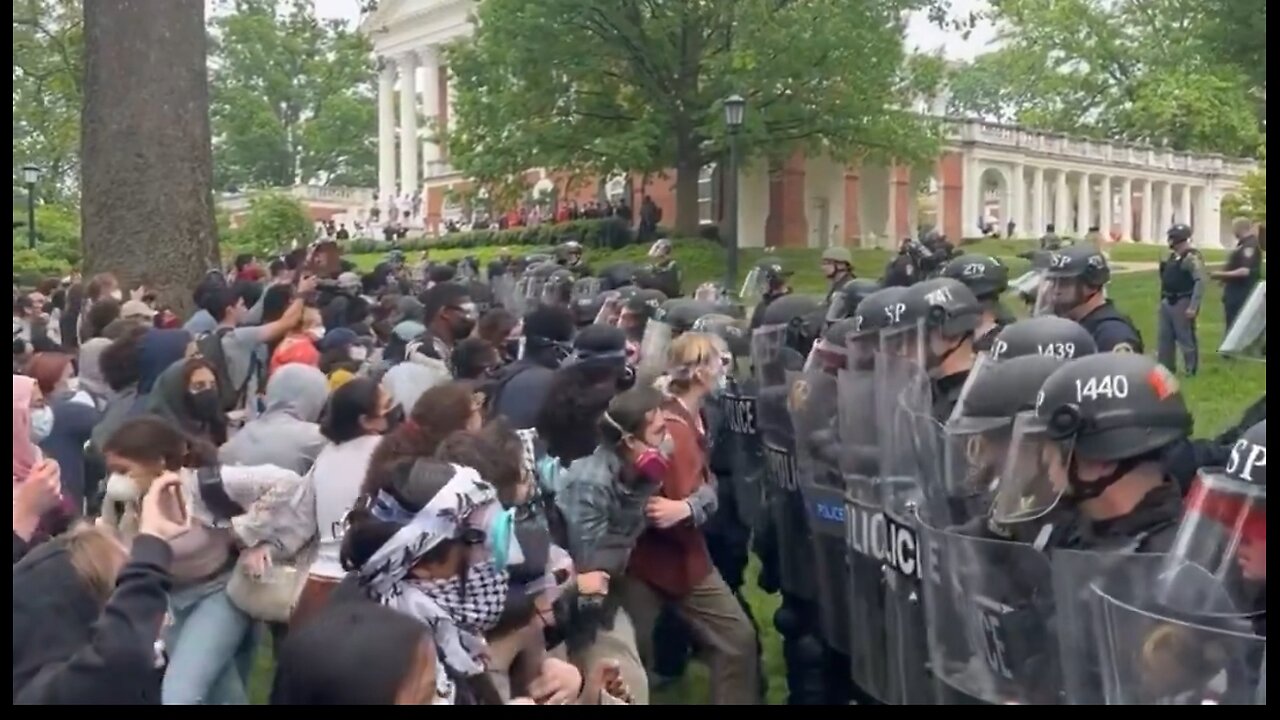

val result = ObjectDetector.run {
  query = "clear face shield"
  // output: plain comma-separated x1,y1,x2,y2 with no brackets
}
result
990,411,1073,525
1034,276,1093,317
540,278,571,306
803,336,847,373
693,282,723,303
740,267,767,308
1160,471,1266,617
938,355,1008,525
1009,269,1044,310
1219,281,1265,359
572,277,601,302
637,317,673,379
647,239,671,259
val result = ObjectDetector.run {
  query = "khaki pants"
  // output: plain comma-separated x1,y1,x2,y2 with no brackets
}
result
621,570,760,705
568,607,650,705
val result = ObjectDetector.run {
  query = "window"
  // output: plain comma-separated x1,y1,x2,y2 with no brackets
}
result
698,164,716,225
605,174,628,202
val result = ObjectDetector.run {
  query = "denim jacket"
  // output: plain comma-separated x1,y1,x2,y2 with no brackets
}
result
555,447,660,576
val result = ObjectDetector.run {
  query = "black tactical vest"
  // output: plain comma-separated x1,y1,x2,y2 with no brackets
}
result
1159,251,1196,297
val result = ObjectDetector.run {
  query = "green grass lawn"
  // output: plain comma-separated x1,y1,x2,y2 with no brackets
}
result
260,238,1261,704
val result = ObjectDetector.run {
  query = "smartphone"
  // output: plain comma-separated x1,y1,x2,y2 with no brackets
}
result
162,483,188,525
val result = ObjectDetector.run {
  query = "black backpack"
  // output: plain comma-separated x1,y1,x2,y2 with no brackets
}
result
195,328,259,411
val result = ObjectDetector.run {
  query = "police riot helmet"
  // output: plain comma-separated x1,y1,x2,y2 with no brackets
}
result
1043,245,1111,286
691,313,751,358
994,354,1191,522
1161,419,1266,617
760,293,822,354
1034,353,1191,463
826,278,882,324
559,240,584,260
573,294,605,327
1167,223,1193,246
850,286,910,340
598,262,638,291
949,354,1068,435
902,277,984,340
988,316,1098,362
821,246,853,268
942,254,1010,300
660,298,721,334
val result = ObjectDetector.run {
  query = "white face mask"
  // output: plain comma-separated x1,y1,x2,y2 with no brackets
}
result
109,289,124,301
29,406,55,443
307,327,326,341
349,345,368,362
64,377,81,394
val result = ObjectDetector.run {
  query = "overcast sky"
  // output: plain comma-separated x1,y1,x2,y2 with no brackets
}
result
264,0,999,61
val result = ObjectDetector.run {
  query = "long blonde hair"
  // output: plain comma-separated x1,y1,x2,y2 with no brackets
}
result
59,523,130,605
665,332,723,395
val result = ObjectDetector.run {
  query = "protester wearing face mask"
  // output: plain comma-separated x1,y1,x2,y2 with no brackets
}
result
26,353,102,514
316,327,368,389
14,374,75,535
100,417,313,705
295,378,397,627
268,307,324,377
536,325,634,467
338,460,527,705
13,475,188,704
411,282,477,367
488,305,576,430
621,333,759,705
147,359,229,447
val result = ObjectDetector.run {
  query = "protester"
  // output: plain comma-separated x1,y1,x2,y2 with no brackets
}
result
27,353,101,513
536,325,632,466
77,337,113,407
146,359,229,447
88,325,149,457
365,380,481,487
219,364,329,475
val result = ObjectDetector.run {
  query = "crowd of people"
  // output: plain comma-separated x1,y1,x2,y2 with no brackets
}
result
10,227,1266,706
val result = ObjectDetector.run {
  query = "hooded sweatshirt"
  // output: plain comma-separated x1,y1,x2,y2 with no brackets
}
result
146,362,225,446
77,337,112,406
220,364,329,475
12,534,173,705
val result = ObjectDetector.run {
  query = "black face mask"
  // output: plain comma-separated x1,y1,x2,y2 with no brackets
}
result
188,388,222,421
451,316,476,340
502,338,521,362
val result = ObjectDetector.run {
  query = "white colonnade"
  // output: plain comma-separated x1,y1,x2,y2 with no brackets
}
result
375,47,451,216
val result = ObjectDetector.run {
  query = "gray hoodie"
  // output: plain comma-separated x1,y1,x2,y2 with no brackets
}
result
219,364,329,475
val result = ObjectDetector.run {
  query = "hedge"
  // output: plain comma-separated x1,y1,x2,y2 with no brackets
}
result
344,218,671,255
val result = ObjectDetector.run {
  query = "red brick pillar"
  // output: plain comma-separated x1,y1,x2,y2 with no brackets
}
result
437,66,450,160
938,152,963,241
766,151,807,248
426,186,443,234
843,166,861,247
892,164,912,239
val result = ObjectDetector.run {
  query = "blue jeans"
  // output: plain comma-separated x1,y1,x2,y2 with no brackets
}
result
162,584,257,705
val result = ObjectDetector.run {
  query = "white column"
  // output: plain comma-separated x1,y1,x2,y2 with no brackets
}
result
1179,183,1193,226
961,154,978,237
397,52,420,196
1031,166,1046,235
1098,175,1112,240
1160,181,1174,232
446,65,458,134
1139,179,1155,243
419,48,442,177
1197,186,1221,248
1054,169,1070,233
1119,177,1133,241
377,60,397,210
1077,172,1091,233
1010,162,1026,235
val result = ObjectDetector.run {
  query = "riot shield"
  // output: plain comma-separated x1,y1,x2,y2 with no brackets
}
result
837,355,893,703
694,281,724,303
491,274,518,313
921,524,1060,704
789,355,850,659
1082,552,1267,705
1219,280,1265,360
636,318,673,380
515,275,544,315
740,266,766,311
572,277,602,302
873,320,936,705
752,324,818,604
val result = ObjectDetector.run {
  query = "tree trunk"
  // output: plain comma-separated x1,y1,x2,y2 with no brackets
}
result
81,0,218,318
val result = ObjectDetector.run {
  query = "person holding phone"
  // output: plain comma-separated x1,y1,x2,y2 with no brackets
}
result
13,474,189,704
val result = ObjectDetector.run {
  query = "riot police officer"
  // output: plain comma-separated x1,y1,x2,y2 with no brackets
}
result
993,353,1190,552
823,277,880,327
987,315,1098,362
1157,223,1207,376
1213,217,1263,330
744,258,794,330
557,240,593,277
888,277,985,422
942,253,1015,352
642,238,683,298
750,294,827,704
1036,245,1144,353
540,267,577,308
820,247,855,304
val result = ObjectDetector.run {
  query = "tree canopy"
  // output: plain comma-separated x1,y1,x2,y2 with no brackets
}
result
946,0,1265,158
13,0,378,200
446,0,944,234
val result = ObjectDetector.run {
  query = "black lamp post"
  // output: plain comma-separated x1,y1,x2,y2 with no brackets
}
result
22,164,41,251
723,94,745,294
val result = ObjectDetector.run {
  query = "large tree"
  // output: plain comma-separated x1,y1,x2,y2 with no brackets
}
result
945,0,1263,158
81,0,218,315
447,0,942,234
209,0,377,190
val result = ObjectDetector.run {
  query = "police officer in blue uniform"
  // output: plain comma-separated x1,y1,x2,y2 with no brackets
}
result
1157,223,1208,376
1037,245,1144,353
1212,217,1263,330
